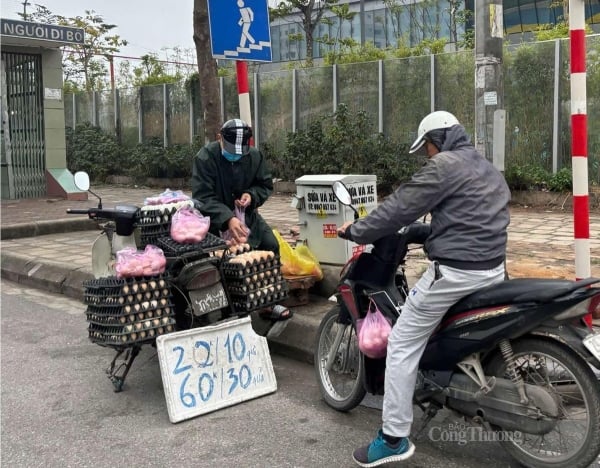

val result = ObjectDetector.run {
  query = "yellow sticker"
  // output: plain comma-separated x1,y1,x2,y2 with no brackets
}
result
316,208,327,219
358,205,368,218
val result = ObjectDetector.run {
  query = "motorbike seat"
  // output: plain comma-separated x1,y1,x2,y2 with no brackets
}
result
446,277,600,317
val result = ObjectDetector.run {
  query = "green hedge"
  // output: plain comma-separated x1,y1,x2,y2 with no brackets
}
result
67,112,575,194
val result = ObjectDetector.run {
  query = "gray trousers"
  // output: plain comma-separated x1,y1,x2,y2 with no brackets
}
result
382,261,506,437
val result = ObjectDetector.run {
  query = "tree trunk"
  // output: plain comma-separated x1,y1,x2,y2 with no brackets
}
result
193,0,222,143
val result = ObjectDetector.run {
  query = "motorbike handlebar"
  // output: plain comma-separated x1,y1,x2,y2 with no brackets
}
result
66,208,93,215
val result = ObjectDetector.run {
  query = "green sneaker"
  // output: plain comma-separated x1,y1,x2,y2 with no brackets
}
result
352,429,415,467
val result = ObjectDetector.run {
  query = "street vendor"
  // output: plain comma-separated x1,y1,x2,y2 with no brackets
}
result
191,118,291,321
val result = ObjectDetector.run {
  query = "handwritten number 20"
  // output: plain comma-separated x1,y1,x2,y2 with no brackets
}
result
173,346,192,374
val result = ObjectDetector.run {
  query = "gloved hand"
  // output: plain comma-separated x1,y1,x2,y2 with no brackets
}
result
337,221,354,241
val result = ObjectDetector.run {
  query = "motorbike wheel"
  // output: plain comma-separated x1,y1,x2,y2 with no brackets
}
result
314,306,366,412
486,338,600,468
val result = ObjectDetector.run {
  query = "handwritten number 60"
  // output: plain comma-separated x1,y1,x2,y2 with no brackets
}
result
179,372,215,407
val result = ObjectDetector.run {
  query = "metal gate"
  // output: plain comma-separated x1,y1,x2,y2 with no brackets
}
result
1,52,46,199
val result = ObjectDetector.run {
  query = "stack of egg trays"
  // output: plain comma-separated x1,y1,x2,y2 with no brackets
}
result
83,274,176,347
222,255,289,313
137,200,195,248
157,232,228,258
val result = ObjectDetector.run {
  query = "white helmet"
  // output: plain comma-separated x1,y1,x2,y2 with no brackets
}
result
409,111,460,153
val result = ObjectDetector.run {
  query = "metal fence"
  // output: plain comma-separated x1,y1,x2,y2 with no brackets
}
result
65,36,600,181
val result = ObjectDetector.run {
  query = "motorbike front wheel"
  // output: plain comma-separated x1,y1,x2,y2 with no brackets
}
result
314,306,366,411
486,338,600,468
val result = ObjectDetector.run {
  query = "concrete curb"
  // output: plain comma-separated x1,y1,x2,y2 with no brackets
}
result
0,250,329,364
1,251,93,300
1,218,98,240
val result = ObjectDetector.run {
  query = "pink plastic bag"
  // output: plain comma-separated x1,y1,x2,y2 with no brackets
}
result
357,299,392,359
144,189,190,206
220,206,250,243
170,206,210,244
115,245,167,278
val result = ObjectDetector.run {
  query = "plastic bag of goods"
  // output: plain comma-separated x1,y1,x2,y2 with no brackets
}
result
144,188,190,206
357,300,392,359
170,206,210,244
115,245,167,278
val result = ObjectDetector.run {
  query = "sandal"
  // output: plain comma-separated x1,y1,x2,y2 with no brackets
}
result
259,304,293,321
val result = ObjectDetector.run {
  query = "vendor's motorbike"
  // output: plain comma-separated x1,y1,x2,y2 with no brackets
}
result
314,180,600,468
68,172,289,391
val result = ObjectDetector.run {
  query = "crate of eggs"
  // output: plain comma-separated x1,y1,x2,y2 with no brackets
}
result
222,250,289,313
83,275,176,347
157,232,228,258
137,200,195,248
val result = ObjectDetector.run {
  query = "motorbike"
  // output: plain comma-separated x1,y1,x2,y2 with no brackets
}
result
68,172,289,392
314,180,600,468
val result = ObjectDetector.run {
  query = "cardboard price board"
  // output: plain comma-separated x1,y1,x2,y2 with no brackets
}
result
156,317,277,423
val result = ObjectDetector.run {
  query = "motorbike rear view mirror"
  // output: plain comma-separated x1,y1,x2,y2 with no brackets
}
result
74,171,102,209
332,181,360,220
73,171,90,191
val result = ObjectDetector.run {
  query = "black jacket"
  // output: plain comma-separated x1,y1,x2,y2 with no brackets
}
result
191,141,274,247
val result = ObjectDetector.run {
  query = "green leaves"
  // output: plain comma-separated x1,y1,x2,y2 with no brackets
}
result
263,104,418,195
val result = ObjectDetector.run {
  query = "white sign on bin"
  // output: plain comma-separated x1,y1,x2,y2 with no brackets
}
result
156,317,277,423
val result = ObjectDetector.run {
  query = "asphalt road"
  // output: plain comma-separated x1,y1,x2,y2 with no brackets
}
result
0,280,534,468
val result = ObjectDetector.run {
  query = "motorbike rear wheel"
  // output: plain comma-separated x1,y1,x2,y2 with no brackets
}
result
314,306,366,411
486,338,600,468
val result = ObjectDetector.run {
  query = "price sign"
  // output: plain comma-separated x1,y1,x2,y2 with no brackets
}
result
156,317,277,423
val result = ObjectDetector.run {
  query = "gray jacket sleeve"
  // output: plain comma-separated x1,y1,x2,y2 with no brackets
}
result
349,159,448,245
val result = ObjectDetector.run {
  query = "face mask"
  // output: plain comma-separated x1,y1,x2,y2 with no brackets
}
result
222,149,242,162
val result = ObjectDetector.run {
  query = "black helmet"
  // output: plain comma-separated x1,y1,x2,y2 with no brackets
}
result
220,118,253,156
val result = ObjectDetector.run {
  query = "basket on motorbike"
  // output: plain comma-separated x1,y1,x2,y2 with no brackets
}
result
83,274,176,348
222,251,289,313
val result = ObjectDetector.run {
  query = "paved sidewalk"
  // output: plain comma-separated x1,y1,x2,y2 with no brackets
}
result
1,185,599,362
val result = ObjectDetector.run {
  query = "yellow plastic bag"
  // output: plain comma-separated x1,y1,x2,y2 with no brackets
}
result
273,229,323,280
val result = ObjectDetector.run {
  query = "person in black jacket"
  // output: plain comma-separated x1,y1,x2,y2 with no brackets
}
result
338,111,510,467
192,118,291,320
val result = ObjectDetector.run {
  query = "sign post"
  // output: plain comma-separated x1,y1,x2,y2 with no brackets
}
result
207,0,272,130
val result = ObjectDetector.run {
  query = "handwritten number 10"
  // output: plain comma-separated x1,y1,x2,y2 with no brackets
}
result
224,332,246,363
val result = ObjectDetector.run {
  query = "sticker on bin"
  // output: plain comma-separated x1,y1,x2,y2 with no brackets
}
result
156,316,277,423
323,223,337,239
305,188,339,214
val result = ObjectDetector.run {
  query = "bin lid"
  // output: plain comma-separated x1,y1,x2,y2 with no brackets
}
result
295,174,377,186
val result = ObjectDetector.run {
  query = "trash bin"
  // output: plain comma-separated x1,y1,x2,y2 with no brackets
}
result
293,174,377,265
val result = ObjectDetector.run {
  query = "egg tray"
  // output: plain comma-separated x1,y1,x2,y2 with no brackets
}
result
88,316,176,346
137,200,194,222
86,303,174,324
222,260,282,280
157,233,228,257
228,287,288,305
83,275,172,308
139,224,171,249
225,276,286,295
231,292,288,314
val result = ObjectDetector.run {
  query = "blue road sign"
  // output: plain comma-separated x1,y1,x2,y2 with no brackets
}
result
207,0,272,62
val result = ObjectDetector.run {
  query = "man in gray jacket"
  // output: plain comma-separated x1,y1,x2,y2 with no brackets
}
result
338,111,510,467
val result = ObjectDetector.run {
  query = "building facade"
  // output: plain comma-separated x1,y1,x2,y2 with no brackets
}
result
269,0,600,63
1,18,86,199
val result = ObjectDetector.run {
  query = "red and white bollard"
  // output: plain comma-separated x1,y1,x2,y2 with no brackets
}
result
569,0,592,324
236,60,254,146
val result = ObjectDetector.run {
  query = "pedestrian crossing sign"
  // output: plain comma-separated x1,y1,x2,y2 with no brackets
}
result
207,0,272,62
